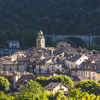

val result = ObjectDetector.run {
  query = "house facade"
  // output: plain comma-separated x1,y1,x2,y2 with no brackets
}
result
64,54,88,69
44,82,68,93
71,63,100,82
7,40,20,48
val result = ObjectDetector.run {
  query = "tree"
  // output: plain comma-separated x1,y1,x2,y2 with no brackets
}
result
0,76,9,92
19,80,44,94
0,91,8,100
48,75,74,90
98,80,100,83
69,88,82,98
68,88,99,100
34,77,49,87
55,90,67,100
77,80,100,95
15,92,49,100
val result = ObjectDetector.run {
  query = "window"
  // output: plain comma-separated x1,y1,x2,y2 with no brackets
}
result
38,40,40,45
17,68,19,71
3,67,5,70
10,68,12,71
58,65,59,67
52,69,55,71
93,73,95,75
86,72,87,75
93,76,95,80
33,61,36,63
89,76,90,79
17,65,19,71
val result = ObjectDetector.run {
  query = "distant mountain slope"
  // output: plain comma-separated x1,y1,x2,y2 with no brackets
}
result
0,0,100,47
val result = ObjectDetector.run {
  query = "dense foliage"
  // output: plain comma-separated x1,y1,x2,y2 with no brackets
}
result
19,80,44,94
0,76,9,92
68,88,100,100
35,75,74,90
34,77,49,87
0,0,100,48
77,80,100,95
0,81,100,100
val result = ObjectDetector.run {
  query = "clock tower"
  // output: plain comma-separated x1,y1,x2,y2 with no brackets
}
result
36,30,45,49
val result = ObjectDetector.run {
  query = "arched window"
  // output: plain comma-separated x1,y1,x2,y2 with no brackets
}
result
38,40,40,44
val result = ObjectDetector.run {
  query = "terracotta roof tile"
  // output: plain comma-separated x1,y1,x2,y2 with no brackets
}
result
16,79,24,84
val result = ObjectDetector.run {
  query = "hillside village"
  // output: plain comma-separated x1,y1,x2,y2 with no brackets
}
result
0,30,100,94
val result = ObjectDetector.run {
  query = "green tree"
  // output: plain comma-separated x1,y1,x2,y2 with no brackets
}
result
77,80,100,95
15,92,48,100
0,91,8,100
19,80,44,94
69,88,82,98
55,90,67,100
34,77,49,87
0,76,9,92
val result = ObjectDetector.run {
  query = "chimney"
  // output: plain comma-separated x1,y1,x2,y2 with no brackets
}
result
71,56,72,58
51,50,53,55
17,71,18,75
6,71,8,75
23,71,25,75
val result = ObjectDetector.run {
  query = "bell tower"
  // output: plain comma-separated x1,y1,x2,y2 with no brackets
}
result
36,30,45,49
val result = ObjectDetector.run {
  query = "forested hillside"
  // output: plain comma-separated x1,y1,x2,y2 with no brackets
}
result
0,0,100,48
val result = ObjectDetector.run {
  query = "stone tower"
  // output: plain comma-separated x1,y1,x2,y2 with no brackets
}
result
36,30,45,49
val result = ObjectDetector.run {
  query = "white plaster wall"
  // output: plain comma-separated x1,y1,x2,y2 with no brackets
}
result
35,64,62,74
9,43,19,48
15,75,21,82
1,64,24,72
53,84,68,93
